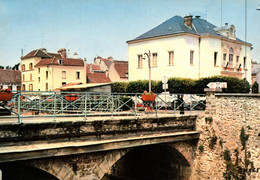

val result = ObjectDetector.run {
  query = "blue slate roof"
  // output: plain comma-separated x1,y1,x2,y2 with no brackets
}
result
128,15,249,45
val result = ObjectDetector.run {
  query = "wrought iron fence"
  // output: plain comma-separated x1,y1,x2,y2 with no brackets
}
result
0,91,206,123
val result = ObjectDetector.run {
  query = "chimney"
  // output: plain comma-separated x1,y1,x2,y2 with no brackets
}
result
184,15,193,28
108,56,113,61
58,48,67,58
40,48,47,54
73,52,78,59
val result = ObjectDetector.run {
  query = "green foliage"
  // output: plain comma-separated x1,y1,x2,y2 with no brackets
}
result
224,149,231,162
111,82,128,93
209,135,217,149
168,77,196,93
198,145,204,153
111,76,250,94
205,117,213,124
196,76,250,94
125,80,161,93
119,96,133,111
240,127,249,150
219,138,223,148
252,81,259,93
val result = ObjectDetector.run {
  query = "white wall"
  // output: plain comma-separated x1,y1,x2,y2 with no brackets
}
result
128,35,201,81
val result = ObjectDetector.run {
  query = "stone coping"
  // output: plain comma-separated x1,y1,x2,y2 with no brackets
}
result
214,93,260,98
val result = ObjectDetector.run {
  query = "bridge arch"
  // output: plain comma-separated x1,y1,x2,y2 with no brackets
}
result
0,162,58,180
102,143,193,180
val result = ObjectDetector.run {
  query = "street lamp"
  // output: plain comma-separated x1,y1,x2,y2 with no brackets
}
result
143,50,152,93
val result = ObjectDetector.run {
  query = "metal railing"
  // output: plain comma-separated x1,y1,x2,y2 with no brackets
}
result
0,91,206,123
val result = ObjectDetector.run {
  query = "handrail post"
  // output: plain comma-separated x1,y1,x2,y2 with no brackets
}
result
155,95,158,118
84,92,87,119
53,92,56,122
18,92,22,123
111,94,114,118
134,94,137,118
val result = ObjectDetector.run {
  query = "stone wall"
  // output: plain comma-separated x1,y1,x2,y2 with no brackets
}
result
192,93,260,180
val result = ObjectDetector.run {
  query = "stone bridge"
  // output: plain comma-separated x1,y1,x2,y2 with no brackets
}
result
0,115,199,180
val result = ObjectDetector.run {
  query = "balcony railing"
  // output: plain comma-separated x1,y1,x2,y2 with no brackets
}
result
0,91,206,123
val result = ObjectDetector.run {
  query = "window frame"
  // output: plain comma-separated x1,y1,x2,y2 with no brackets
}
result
62,71,66,79
214,52,218,66
76,71,80,79
137,54,143,68
190,50,194,65
168,51,174,65
152,53,158,67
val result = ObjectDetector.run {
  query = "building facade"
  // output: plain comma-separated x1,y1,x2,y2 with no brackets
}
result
93,57,128,82
127,15,252,83
0,69,21,91
21,48,86,91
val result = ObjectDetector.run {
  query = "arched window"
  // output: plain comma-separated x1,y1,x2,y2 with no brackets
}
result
229,48,233,68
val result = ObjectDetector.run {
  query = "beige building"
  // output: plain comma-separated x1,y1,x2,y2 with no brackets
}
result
127,15,252,83
21,48,86,91
93,57,128,82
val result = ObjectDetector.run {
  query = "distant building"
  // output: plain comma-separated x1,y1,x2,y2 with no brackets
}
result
0,69,21,91
86,64,111,83
127,15,252,83
251,60,260,91
93,57,128,82
21,48,86,91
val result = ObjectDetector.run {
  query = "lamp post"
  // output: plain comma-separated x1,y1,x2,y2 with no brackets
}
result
143,50,152,93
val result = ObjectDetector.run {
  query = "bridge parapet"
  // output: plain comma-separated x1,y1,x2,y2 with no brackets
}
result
0,115,199,163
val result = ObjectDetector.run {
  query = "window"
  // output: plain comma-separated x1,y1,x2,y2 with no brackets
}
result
169,51,174,65
22,84,25,91
243,57,247,69
30,73,32,81
236,56,239,68
22,74,25,81
229,48,233,68
138,55,143,68
22,64,25,71
62,82,66,85
214,52,218,66
29,63,33,70
62,71,66,79
38,68,40,74
152,53,157,67
223,53,227,65
58,59,62,65
29,84,33,91
76,72,80,79
38,77,40,83
46,71,48,79
45,83,48,91
190,50,194,65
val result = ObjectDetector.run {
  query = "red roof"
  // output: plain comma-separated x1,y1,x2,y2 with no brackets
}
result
114,61,128,78
60,82,81,88
86,64,102,73
87,72,111,83
21,49,54,60
35,57,84,67
0,70,21,84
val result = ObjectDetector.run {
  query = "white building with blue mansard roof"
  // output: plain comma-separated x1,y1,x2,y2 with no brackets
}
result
127,15,252,83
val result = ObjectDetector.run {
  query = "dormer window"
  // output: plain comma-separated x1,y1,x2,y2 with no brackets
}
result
58,59,62,65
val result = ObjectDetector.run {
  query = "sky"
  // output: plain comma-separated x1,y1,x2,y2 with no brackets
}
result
0,0,260,67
